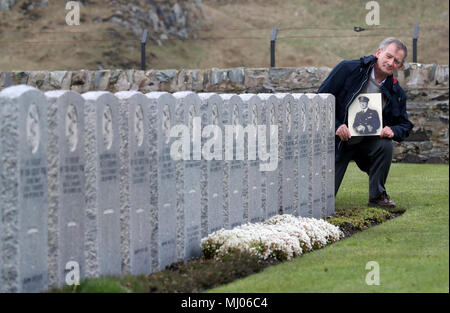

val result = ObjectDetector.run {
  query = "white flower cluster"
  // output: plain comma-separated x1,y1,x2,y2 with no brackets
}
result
201,214,345,262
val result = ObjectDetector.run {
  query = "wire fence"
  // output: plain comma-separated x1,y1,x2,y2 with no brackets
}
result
0,23,448,68
1,26,447,44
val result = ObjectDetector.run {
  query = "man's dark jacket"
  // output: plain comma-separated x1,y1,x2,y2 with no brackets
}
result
318,55,414,149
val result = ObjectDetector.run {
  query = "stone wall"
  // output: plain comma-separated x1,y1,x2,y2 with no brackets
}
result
0,63,448,163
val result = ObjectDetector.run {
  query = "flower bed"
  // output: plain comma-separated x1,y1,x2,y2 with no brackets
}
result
201,214,345,262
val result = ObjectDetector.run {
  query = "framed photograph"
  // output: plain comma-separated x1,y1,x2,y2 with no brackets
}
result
348,93,383,137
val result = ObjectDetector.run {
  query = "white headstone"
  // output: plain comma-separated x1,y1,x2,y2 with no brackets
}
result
220,94,245,229
45,90,86,288
276,93,298,215
319,93,335,217
0,85,49,292
293,94,312,217
116,91,152,275
173,91,202,260
307,94,323,218
198,93,225,235
258,94,280,220
239,94,263,224
82,91,122,277
146,92,178,270
317,95,328,218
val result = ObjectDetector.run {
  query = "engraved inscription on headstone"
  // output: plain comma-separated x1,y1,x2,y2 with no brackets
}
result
65,102,78,152
220,94,245,229
308,94,323,219
27,103,41,154
116,91,152,275
173,91,202,260
258,94,280,220
0,85,49,292
239,94,263,224
146,92,177,270
82,91,121,277
276,93,298,216
320,93,335,218
198,93,225,235
45,90,86,288
293,94,312,217
102,105,114,150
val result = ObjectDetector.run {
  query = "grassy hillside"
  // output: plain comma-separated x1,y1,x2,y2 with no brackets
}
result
0,0,448,71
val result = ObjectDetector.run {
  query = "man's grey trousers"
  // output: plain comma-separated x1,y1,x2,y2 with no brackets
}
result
335,137,394,201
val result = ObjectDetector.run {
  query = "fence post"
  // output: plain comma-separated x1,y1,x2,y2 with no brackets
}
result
270,27,278,67
141,29,148,70
413,24,419,63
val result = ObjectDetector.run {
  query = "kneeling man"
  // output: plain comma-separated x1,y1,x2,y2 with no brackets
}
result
318,37,414,208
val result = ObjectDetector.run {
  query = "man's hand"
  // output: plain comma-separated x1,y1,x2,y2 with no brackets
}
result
380,126,394,138
336,124,351,141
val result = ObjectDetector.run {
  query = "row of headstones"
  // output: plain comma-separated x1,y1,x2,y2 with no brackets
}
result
0,85,335,292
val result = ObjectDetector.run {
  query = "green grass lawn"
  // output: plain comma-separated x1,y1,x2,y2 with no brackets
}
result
208,162,449,293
